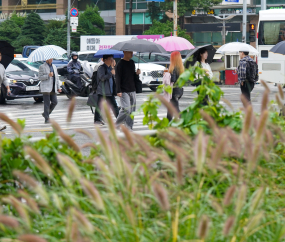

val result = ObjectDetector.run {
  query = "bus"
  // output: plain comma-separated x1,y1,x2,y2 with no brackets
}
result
257,9,285,84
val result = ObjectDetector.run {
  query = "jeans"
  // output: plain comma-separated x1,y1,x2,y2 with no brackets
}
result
241,81,255,103
42,92,58,120
167,96,180,121
116,92,136,129
94,95,119,122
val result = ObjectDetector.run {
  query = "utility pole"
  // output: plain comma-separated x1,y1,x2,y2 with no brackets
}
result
242,0,247,43
128,0,133,35
67,0,71,56
173,0,178,37
214,15,235,45
261,0,266,10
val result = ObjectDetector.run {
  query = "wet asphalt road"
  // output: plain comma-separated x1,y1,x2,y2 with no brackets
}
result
0,83,279,157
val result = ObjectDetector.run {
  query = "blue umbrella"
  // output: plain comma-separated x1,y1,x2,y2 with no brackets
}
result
94,49,124,58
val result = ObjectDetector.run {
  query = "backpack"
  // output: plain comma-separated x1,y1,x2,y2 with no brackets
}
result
246,61,258,83
91,65,107,92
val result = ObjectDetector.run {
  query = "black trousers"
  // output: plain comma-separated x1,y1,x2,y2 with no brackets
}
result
94,95,119,122
167,96,180,121
71,76,82,91
42,92,58,120
241,81,255,102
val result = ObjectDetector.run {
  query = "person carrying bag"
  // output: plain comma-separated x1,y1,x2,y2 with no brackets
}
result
165,51,184,121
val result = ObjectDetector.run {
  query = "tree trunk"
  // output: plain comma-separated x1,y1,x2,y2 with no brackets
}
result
128,0,133,35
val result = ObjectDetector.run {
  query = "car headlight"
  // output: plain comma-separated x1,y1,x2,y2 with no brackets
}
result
8,78,17,83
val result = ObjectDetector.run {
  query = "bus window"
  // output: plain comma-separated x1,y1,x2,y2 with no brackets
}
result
258,21,285,45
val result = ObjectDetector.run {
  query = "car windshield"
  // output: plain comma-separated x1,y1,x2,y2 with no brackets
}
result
6,60,31,72
21,60,43,69
132,55,147,63
54,53,69,61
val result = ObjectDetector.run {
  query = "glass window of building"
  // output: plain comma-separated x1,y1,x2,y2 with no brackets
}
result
28,0,56,3
126,0,157,10
78,0,116,11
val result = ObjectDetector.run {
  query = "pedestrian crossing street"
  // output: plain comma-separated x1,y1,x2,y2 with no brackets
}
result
0,85,278,137
0,99,168,136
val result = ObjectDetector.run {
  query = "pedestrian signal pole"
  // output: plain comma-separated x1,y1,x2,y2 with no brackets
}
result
173,0,178,37
67,0,71,57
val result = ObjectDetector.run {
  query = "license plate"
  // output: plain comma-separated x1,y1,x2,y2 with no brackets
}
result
26,86,40,91
156,78,163,82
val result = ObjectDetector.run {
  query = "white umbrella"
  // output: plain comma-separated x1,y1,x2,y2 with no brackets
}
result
216,42,258,55
27,45,67,62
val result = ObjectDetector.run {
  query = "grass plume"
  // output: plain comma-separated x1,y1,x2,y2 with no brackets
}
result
67,96,76,122
0,113,22,135
152,183,170,210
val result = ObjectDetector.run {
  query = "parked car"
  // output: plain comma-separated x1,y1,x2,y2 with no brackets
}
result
0,59,43,104
137,53,171,68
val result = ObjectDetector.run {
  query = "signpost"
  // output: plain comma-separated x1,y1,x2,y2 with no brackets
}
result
70,8,79,17
70,9,79,33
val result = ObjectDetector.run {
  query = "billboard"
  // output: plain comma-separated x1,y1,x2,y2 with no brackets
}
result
220,0,250,5
80,35,164,51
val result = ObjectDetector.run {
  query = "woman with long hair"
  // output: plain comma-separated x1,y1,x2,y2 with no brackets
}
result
194,48,213,105
194,48,213,80
166,51,184,121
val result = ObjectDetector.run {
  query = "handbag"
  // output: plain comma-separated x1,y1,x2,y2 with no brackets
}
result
134,73,142,93
87,91,99,107
172,87,184,100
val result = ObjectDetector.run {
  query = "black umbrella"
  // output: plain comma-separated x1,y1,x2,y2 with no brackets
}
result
0,41,14,69
111,39,166,68
184,45,216,69
270,41,285,55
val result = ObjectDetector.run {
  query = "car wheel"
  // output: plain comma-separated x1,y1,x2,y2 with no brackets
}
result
34,97,43,103
150,87,157,92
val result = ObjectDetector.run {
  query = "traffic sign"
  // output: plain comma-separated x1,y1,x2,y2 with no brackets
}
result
70,17,78,27
70,8,78,17
72,26,77,32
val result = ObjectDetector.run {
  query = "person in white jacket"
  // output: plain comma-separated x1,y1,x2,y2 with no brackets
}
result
0,52,11,131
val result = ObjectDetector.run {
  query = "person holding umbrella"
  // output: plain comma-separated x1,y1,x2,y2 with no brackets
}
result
39,58,62,123
0,51,11,131
115,51,141,130
94,54,119,125
166,51,184,121
0,41,14,131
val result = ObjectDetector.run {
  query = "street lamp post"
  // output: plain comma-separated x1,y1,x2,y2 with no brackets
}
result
173,0,178,37
214,15,235,45
67,0,71,57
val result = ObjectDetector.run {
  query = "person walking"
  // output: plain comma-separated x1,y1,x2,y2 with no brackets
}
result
94,55,119,125
0,51,11,131
237,50,258,103
193,48,213,106
167,51,184,121
39,58,62,123
67,52,82,92
115,51,141,130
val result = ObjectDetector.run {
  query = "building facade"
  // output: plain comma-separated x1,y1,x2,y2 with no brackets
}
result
0,0,284,46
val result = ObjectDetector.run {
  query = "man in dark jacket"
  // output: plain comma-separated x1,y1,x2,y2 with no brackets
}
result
94,55,119,125
67,52,82,92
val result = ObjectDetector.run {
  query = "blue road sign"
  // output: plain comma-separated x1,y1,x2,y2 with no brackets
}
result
70,8,79,17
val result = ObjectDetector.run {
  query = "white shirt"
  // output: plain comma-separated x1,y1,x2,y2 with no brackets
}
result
194,61,213,79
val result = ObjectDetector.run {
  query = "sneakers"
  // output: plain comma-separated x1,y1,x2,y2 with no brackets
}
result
0,125,6,131
94,121,105,126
